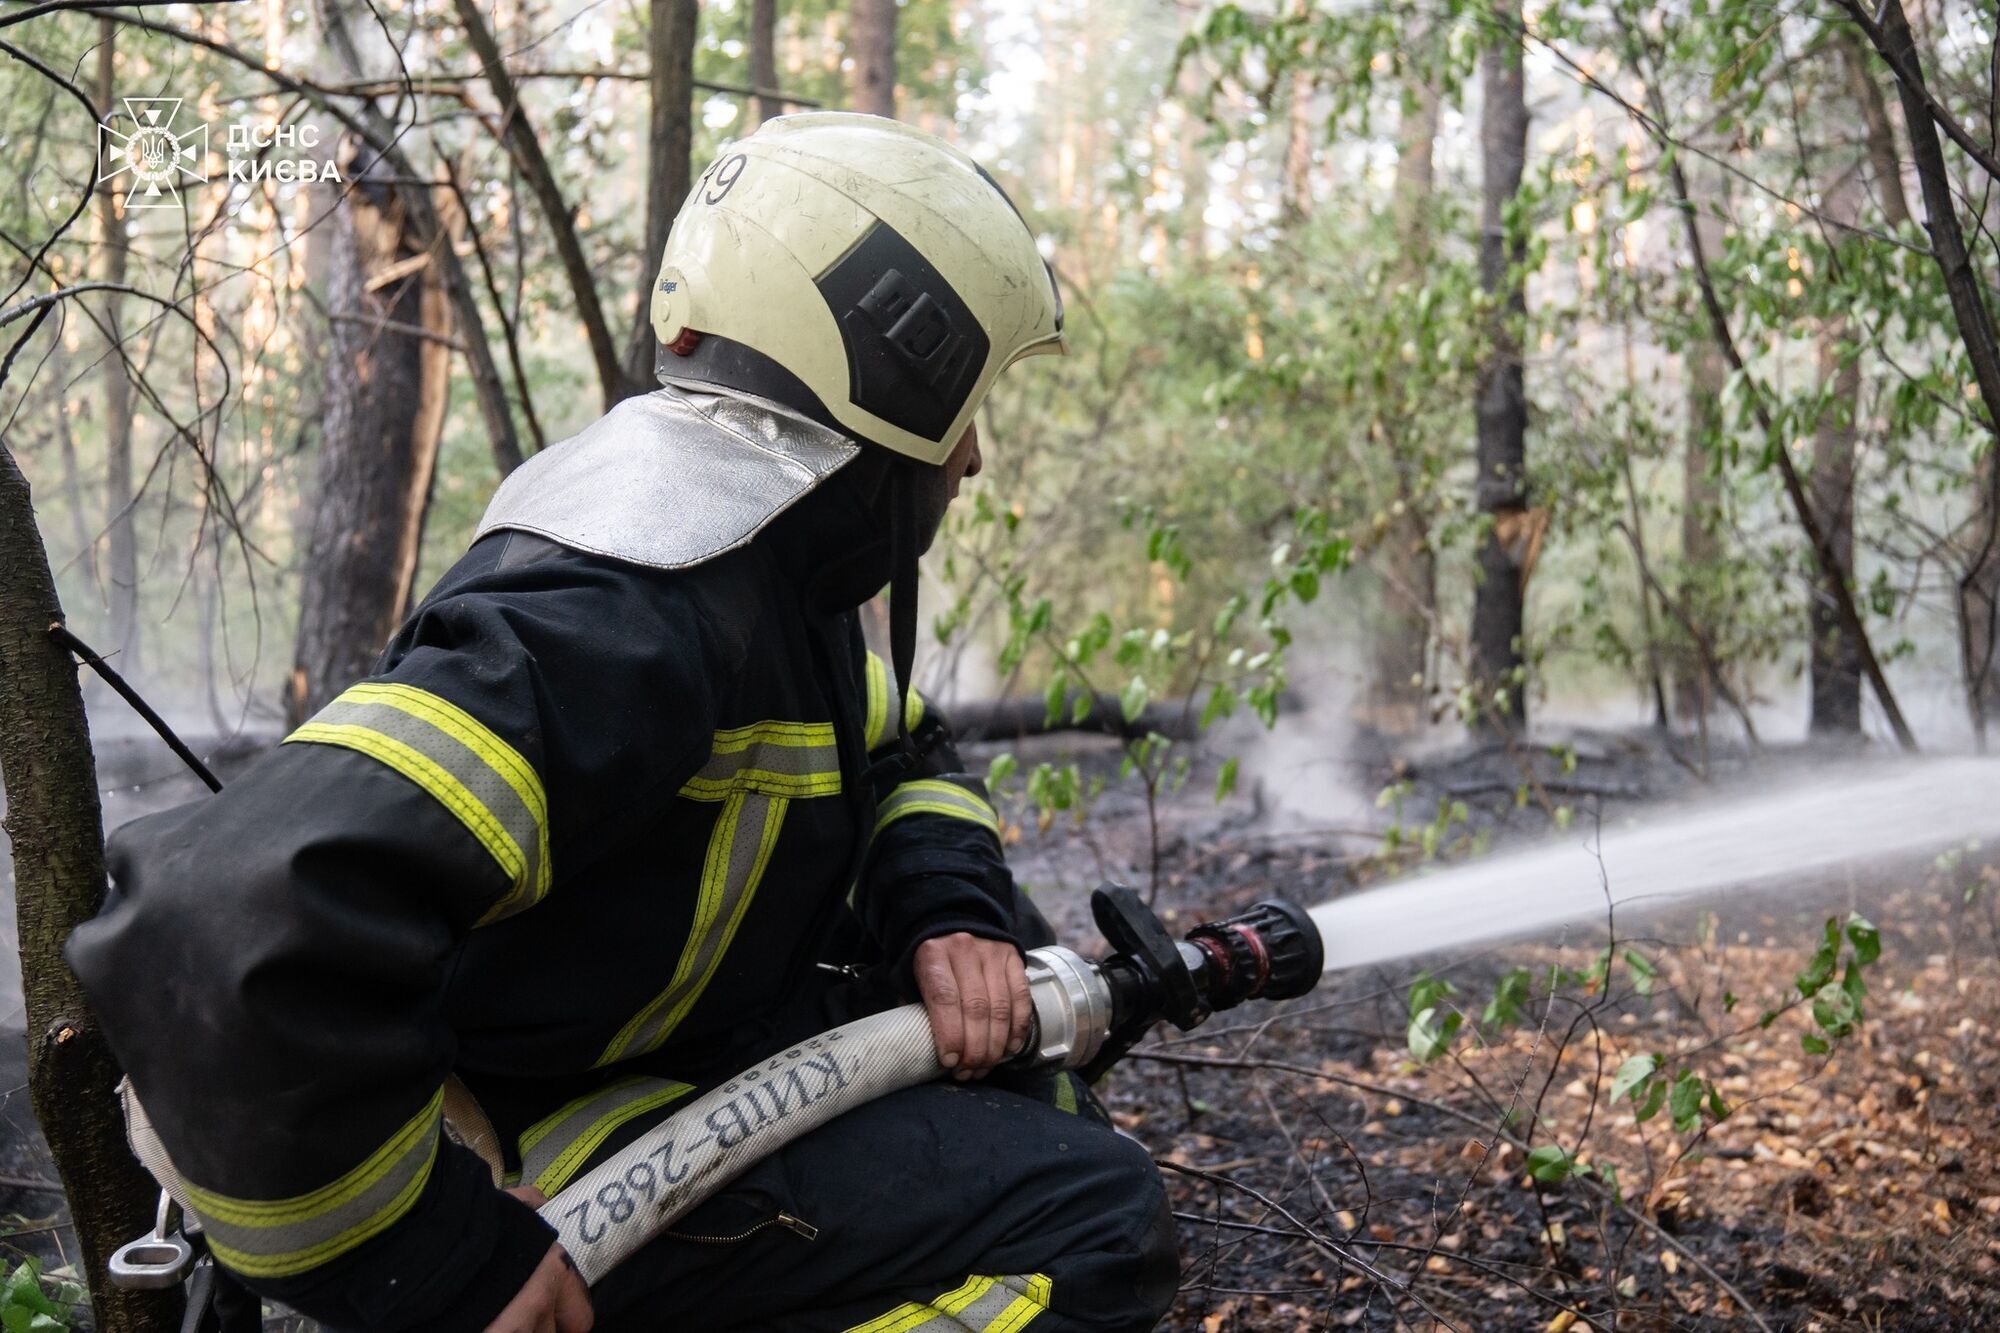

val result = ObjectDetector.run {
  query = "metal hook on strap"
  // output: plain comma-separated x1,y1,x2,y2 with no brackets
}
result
108,1189,195,1290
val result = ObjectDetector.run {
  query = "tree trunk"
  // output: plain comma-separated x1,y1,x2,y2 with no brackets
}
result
1676,333,1728,724
286,147,450,726
0,441,182,1331
1468,0,1530,733
320,0,525,477
1278,0,1315,227
750,0,782,126
1369,76,1442,732
1849,0,2000,745
1806,145,1871,737
850,0,896,118
1808,329,1863,734
453,0,634,409
95,23,140,689
625,0,700,390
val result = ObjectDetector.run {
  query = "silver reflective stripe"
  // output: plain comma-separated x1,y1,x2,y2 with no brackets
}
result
874,779,999,836
957,1274,1053,1331
517,1076,694,1196
842,1273,1053,1333
182,1088,444,1280
679,720,842,800
595,791,787,1064
598,722,843,1066
285,683,549,924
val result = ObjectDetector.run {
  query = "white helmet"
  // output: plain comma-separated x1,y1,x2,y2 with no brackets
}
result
649,113,1066,465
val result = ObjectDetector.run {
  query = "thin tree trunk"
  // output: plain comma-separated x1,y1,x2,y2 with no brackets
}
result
1840,33,1913,231
1369,76,1441,732
1468,0,1530,733
452,0,634,408
750,0,782,126
625,0,700,390
1676,332,1727,724
94,23,139,688
286,146,451,725
850,0,896,118
1808,329,1863,734
0,440,182,1331
1844,0,2000,743
1279,0,1315,227
1655,104,1919,751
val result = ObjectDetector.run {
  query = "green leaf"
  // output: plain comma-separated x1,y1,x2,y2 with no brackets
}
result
1407,1006,1461,1063
1214,756,1240,803
1845,912,1881,965
1801,1032,1830,1055
1525,1143,1577,1183
1623,949,1658,997
1119,676,1150,724
1609,1053,1660,1105
1669,1070,1705,1133
986,752,1018,789
1042,674,1067,728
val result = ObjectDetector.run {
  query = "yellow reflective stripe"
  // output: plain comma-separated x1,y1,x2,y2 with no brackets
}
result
845,1277,993,1333
518,1076,694,1196
183,1088,444,1279
841,1275,1051,1333
986,1275,1053,1332
710,719,834,752
874,779,999,836
596,792,791,1065
681,769,842,800
865,652,891,749
679,720,842,802
284,683,549,924
864,651,928,749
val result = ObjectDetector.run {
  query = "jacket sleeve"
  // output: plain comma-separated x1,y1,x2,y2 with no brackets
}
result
851,650,1021,981
66,535,731,1331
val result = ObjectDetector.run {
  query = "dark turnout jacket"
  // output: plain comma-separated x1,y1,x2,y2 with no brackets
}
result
67,477,1019,1331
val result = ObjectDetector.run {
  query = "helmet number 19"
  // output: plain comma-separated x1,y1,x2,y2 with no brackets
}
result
702,154,748,206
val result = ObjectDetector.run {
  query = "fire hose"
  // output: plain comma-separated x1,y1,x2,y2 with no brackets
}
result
108,884,1324,1295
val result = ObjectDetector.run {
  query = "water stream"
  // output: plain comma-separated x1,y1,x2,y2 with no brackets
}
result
1309,758,2000,972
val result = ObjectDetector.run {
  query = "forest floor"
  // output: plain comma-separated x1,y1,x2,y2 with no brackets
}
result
3,727,1997,1330
991,726,2000,1332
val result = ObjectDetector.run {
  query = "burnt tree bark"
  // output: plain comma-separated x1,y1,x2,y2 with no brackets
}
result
286,149,450,725
850,0,897,118
0,439,181,1331
1468,0,1530,733
750,0,782,126
625,0,700,390
94,24,140,688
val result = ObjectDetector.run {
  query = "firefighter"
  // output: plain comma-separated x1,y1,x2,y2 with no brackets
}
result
68,114,1179,1332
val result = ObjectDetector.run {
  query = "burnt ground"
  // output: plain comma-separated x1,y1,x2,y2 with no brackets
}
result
3,727,1998,1329
986,726,2000,1332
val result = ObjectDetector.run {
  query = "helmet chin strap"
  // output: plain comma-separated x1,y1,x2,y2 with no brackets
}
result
887,465,923,754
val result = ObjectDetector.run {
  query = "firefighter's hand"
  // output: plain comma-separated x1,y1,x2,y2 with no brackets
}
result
486,1187,593,1333
915,932,1032,1079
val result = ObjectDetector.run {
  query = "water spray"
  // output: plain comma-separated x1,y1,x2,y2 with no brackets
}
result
111,753,2000,1295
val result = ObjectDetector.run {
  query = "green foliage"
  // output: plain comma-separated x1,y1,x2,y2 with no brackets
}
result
0,1259,79,1333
